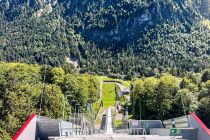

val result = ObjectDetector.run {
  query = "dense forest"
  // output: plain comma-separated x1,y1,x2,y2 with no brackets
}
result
1,62,210,139
131,71,210,129
1,0,210,138
0,0,210,77
0,62,100,139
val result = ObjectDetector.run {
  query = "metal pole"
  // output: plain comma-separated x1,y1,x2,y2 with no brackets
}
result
62,94,66,120
39,64,47,116
69,102,71,120
139,97,142,120
69,100,72,135
132,91,135,116
76,105,78,135
74,104,76,135
69,100,76,135
75,104,80,135
78,105,80,135
81,114,83,135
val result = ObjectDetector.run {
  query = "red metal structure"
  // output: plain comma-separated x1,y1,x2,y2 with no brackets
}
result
13,113,210,140
13,114,37,140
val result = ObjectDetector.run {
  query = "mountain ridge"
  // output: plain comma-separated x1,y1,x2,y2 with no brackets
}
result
0,0,210,77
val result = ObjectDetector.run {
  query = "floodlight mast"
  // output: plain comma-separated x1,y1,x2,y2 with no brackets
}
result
76,103,81,135
39,64,47,116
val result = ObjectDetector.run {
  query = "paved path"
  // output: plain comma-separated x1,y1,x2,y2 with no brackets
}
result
95,78,103,128
99,77,103,98
116,83,130,93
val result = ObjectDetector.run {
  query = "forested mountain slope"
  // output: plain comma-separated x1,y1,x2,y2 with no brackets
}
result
0,0,210,77
199,0,210,18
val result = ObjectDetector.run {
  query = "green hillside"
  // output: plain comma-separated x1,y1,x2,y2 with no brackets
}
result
0,62,100,138
0,0,210,77
1,0,210,138
0,62,210,139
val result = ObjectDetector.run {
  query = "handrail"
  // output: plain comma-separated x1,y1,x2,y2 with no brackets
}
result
13,114,37,140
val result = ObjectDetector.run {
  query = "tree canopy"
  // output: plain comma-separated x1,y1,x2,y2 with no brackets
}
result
0,62,100,138
131,74,200,120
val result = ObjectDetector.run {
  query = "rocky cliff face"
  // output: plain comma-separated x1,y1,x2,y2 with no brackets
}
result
51,0,203,46
199,0,210,18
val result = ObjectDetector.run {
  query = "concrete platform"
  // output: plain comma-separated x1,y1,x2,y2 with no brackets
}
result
49,134,184,140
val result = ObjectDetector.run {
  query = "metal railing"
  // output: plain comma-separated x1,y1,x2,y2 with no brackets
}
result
59,113,152,137
49,135,183,140
60,113,96,136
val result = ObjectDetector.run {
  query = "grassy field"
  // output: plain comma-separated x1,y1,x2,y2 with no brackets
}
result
93,78,117,114
95,83,117,126
94,77,131,127
115,119,123,127
93,101,101,113
100,76,131,88
101,83,116,109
